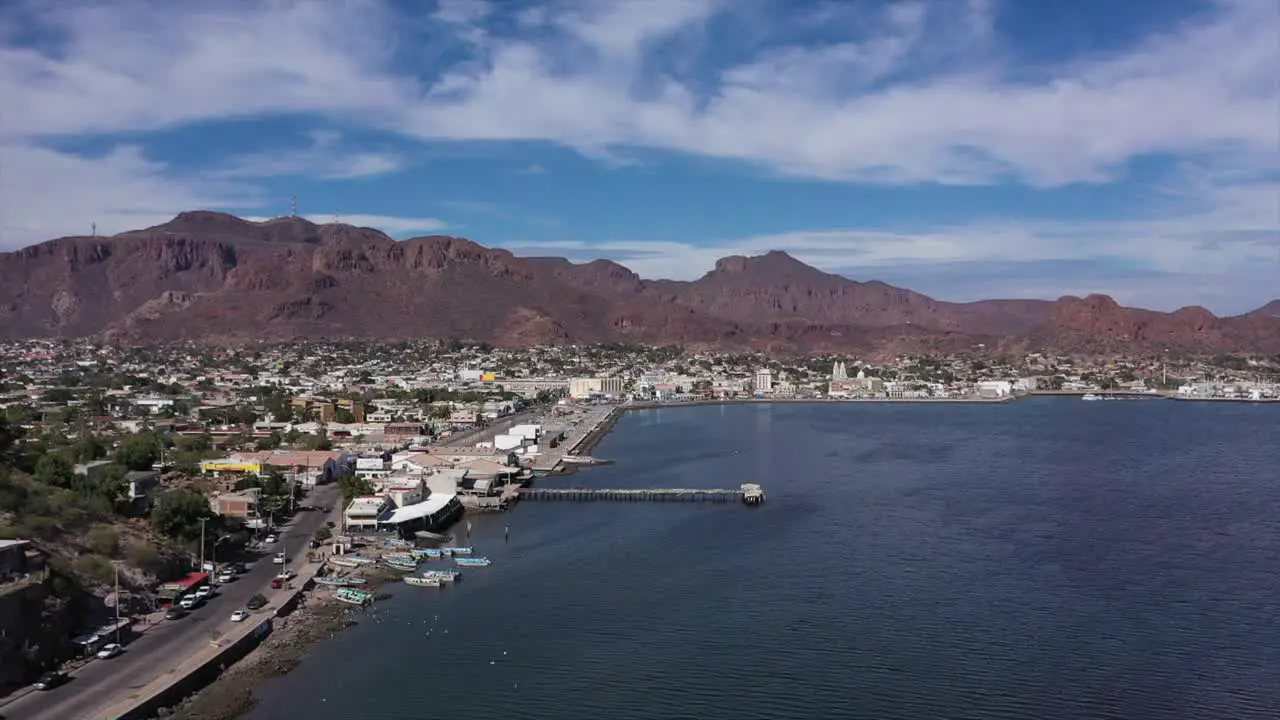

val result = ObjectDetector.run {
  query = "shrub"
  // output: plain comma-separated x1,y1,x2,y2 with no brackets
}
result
86,524,120,557
72,554,114,585
126,542,167,577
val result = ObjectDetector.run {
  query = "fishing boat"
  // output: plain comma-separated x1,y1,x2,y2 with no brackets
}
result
344,555,377,565
382,552,416,562
404,576,443,588
411,547,441,558
423,569,460,582
448,546,474,555
1081,393,1102,401
334,588,374,606
314,576,366,586
327,557,362,569
386,539,412,547
454,557,491,567
382,559,418,571
439,548,454,557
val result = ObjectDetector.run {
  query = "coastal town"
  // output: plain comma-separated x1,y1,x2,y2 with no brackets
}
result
0,339,1277,719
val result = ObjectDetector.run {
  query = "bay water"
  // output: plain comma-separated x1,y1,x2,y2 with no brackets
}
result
247,399,1280,719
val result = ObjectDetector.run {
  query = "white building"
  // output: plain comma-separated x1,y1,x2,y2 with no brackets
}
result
568,377,626,399
754,368,774,394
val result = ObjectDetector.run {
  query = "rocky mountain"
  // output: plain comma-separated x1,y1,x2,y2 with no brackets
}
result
1,211,1277,355
1249,300,1280,318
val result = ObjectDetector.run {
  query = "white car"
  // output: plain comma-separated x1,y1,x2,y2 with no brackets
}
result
96,643,122,659
195,585,214,599
230,610,249,622
265,535,278,544
217,571,235,583
272,552,286,564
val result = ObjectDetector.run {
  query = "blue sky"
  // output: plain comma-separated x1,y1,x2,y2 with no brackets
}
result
0,0,1276,312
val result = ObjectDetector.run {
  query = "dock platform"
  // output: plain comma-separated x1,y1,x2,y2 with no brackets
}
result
518,484,765,504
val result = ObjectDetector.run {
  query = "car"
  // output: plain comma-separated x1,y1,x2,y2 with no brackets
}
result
164,607,188,620
33,671,67,690
96,643,122,659
217,571,235,583
178,595,203,610
272,552,286,564
194,585,214,599
230,610,249,622
264,534,278,544
232,562,247,573
245,595,267,611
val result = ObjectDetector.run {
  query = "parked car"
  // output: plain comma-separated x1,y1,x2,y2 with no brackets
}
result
178,595,202,610
194,585,214,599
272,553,286,565
33,671,67,690
96,643,123,659
246,594,267,610
217,571,235,583
265,535,278,544
230,610,249,622
232,562,247,573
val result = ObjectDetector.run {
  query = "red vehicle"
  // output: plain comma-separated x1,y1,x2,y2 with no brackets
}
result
270,577,283,589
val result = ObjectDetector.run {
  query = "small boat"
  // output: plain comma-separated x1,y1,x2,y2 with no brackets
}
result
343,555,377,565
404,576,443,588
1082,393,1102,401
327,557,362,569
314,576,367,586
448,547,474,555
334,588,374,606
439,548,453,557
386,539,412,547
423,570,460,582
382,559,418,571
382,552,416,562
454,557,491,567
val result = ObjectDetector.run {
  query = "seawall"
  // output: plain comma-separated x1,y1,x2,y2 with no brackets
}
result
100,576,315,719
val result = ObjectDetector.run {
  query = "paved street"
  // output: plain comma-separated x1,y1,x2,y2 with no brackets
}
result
1,484,339,720
440,408,539,447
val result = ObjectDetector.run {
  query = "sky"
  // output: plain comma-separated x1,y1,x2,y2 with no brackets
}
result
0,0,1276,313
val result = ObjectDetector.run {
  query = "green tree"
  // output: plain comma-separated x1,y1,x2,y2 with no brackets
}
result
337,472,375,507
150,488,215,544
34,453,75,489
72,433,106,463
116,431,160,471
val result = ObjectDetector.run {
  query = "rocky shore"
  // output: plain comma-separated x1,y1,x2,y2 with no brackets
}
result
161,566,403,720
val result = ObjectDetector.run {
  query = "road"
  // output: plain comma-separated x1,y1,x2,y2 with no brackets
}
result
439,408,540,447
1,484,340,720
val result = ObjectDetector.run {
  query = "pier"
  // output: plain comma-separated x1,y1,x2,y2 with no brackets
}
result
518,484,765,504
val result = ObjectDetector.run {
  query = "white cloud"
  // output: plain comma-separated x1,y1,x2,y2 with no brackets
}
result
0,143,256,247
242,214,449,236
212,130,404,180
0,0,1275,310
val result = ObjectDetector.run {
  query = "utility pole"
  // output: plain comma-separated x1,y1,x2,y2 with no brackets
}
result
113,561,121,645
199,518,207,575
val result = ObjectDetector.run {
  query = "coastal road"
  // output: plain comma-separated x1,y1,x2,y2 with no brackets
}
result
1,484,340,720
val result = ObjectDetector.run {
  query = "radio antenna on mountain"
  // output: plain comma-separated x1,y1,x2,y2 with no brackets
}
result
92,222,97,237
290,194,298,218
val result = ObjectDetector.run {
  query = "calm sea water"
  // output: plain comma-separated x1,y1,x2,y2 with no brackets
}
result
247,399,1280,720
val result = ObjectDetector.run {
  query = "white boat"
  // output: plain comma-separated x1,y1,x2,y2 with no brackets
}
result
447,547,474,555
327,557,362,569
382,559,418,571
1081,393,1102,401
422,570,460,582
314,576,366,586
404,576,443,588
455,557,491,567
334,588,374,606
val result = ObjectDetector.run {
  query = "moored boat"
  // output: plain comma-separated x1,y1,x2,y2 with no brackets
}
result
334,588,374,606
422,569,460,582
404,576,443,587
454,557,491,567
382,559,418,571
447,546,474,555
315,576,366,586
327,557,362,569
1082,393,1102,401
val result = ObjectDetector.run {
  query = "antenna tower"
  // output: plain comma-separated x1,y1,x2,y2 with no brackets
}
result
290,194,298,218
92,222,97,237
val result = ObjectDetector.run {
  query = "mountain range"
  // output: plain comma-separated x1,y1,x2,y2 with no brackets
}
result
1,211,1276,357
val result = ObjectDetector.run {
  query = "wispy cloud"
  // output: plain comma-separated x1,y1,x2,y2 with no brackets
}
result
0,0,1274,309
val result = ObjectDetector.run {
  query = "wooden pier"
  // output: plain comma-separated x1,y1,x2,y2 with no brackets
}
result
517,484,765,504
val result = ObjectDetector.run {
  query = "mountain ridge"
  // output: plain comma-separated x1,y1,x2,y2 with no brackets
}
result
1,212,1277,356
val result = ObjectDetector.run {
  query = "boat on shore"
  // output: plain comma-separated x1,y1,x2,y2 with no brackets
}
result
404,576,443,588
327,557,362,569
382,559,418,571
382,552,417,562
422,569,461,582
314,576,367,586
447,546,474,555
412,547,442,558
334,588,374,606
455,557,491,567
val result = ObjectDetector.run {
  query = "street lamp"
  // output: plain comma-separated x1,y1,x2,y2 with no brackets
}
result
111,560,124,646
